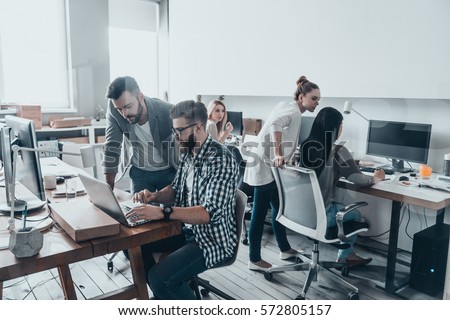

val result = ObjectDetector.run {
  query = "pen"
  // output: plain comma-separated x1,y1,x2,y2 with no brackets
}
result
22,203,28,231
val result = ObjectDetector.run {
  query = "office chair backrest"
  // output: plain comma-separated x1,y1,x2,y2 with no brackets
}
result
226,189,247,265
227,145,253,198
272,165,329,242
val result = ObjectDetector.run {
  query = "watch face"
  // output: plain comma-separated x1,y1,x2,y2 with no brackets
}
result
163,206,173,214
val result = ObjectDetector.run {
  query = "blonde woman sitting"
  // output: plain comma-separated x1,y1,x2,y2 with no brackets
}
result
206,97,234,144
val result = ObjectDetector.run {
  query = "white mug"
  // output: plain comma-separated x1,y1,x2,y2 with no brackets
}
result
43,174,57,190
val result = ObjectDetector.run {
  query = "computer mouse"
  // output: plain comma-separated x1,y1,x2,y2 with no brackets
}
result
56,176,66,184
399,176,409,181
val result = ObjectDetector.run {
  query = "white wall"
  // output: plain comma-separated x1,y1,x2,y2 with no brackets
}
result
169,0,450,101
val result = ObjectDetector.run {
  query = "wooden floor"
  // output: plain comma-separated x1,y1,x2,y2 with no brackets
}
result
2,227,442,300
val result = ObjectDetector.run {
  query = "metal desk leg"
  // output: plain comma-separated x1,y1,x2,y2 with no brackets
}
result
436,208,445,225
376,200,409,295
382,200,403,294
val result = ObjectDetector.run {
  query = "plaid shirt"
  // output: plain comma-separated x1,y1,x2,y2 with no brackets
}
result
171,135,238,268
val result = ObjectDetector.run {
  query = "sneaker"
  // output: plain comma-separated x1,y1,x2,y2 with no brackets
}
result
248,260,272,271
279,248,304,260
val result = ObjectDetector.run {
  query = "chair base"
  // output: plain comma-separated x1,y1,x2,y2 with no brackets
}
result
107,252,119,272
263,242,359,299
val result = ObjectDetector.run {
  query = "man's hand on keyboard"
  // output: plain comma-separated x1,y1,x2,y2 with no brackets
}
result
125,203,163,222
132,189,157,204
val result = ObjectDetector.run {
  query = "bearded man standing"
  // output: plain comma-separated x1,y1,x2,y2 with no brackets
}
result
103,76,177,193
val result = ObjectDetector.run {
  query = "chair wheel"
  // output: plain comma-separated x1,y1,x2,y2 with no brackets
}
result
264,272,273,281
295,294,305,300
107,261,113,272
295,257,303,263
348,292,359,300
341,266,349,277
200,288,210,297
242,238,249,245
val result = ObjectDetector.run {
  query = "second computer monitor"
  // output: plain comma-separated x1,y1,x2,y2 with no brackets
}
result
366,120,432,172
227,111,243,136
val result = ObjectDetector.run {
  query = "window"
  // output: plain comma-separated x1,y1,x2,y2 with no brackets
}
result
108,0,159,96
0,0,72,110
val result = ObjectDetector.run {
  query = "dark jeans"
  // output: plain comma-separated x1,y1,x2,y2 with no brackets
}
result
129,166,176,194
148,238,208,300
124,231,207,299
248,181,291,262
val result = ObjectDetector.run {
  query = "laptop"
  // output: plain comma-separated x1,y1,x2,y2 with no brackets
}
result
78,173,152,227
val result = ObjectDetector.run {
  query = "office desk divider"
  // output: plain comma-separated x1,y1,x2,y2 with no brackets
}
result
49,199,120,242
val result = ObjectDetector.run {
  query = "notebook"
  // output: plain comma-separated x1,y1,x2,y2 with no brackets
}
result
78,173,151,227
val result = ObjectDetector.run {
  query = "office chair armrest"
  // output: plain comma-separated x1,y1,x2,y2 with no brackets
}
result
335,201,368,242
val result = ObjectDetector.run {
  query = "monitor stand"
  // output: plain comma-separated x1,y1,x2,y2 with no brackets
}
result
381,159,413,173
0,198,46,214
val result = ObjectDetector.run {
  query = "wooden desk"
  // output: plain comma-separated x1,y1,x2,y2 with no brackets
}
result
0,189,181,300
0,223,92,299
338,176,450,296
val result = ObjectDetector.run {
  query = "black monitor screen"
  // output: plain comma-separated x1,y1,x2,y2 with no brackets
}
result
227,111,243,136
366,120,432,171
299,116,315,145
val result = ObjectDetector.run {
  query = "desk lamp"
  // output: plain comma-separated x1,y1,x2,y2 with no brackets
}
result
343,101,369,122
8,145,96,231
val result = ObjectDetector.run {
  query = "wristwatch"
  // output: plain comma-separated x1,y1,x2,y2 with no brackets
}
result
162,205,174,221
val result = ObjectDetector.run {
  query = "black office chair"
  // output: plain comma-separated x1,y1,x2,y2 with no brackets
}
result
189,189,247,299
227,145,272,246
265,165,370,300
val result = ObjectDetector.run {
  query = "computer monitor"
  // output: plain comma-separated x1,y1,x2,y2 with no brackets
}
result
366,120,432,173
0,116,46,213
299,116,315,145
227,111,243,136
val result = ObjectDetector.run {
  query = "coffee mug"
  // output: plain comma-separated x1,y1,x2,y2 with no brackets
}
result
43,174,57,190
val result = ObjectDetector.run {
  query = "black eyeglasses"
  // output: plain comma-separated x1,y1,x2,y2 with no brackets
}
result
171,123,197,136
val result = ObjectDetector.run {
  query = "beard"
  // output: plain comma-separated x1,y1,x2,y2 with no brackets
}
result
127,101,144,124
178,132,197,154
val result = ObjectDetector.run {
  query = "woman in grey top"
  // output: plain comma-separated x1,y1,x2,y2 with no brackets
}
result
300,107,385,267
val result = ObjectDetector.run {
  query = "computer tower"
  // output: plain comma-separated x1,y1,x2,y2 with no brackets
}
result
409,223,449,296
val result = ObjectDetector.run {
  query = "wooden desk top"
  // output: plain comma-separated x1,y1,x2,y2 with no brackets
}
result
0,228,92,281
338,176,450,210
1,183,182,282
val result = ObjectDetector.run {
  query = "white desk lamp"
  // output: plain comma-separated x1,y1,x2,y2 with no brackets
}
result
8,145,96,231
343,101,369,122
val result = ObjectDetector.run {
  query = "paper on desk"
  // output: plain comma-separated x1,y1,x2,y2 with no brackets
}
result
419,179,450,193
51,178,86,197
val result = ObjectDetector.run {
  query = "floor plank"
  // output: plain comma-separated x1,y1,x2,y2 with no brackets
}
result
2,230,441,300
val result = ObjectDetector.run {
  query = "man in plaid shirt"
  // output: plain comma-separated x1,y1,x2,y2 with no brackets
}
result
127,100,238,299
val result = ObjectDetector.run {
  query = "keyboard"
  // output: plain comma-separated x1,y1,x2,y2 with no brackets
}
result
359,166,395,175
